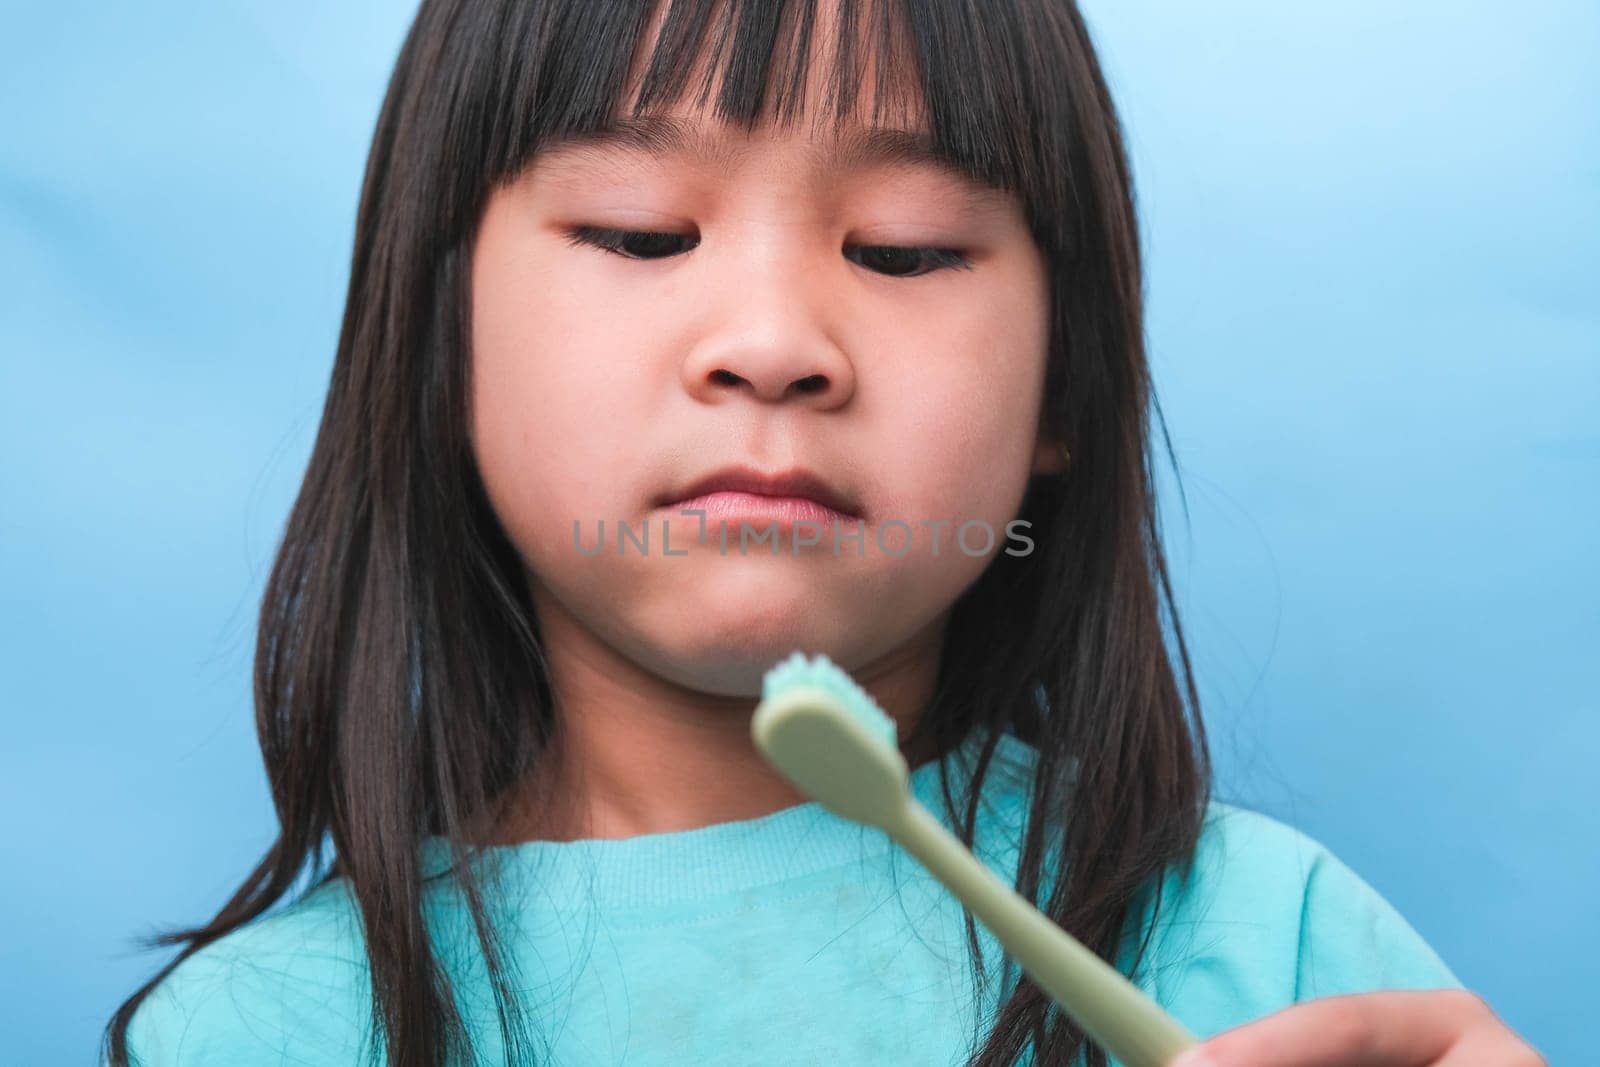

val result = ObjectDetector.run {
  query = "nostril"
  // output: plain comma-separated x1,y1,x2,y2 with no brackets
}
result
705,369,830,397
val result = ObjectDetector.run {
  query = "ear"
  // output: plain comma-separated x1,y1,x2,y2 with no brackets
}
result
1031,431,1069,477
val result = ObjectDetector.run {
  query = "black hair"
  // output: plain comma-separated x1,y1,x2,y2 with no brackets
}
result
104,1,1210,1064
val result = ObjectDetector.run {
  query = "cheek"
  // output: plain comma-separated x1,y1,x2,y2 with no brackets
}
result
470,265,648,567
869,286,1048,529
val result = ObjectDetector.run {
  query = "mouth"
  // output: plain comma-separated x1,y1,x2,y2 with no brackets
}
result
654,464,863,521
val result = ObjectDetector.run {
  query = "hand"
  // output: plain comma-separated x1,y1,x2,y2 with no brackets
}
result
1167,989,1547,1066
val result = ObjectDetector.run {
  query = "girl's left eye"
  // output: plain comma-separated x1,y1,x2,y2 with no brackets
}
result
563,226,971,278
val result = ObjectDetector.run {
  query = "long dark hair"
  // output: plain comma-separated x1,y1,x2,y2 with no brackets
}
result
104,1,1210,1064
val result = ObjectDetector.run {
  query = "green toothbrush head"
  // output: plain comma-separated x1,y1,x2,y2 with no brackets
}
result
751,652,910,829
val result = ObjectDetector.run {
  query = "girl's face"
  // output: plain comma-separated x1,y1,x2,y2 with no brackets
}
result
469,92,1057,700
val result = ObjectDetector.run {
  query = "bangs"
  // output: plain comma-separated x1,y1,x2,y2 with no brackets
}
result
630,0,922,135
473,0,1070,246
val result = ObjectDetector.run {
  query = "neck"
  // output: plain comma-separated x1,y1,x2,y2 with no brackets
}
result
486,584,950,845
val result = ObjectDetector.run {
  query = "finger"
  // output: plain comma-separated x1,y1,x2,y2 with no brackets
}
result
1185,990,1489,1067
1428,1024,1549,1067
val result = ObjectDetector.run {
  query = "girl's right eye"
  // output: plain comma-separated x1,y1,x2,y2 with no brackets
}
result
563,226,698,260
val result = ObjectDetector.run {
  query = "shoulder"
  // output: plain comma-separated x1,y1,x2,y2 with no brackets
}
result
1187,800,1335,895
1124,801,1462,1035
122,881,375,1066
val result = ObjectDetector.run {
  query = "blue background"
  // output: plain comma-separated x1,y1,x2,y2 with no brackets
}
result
2,2,1594,1064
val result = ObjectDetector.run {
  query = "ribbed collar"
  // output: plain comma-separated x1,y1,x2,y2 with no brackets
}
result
418,726,1039,910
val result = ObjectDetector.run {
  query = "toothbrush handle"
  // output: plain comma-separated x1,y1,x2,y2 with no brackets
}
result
887,799,1198,1067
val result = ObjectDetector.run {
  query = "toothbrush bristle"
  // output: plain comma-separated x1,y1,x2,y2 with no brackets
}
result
761,652,898,747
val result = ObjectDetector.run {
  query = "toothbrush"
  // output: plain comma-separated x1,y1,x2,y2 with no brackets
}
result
751,652,1199,1067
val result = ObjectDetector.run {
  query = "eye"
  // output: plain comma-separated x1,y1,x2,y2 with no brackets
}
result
564,226,698,260
564,226,972,277
845,245,972,278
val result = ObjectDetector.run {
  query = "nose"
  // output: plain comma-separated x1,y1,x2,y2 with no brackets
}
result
680,263,857,410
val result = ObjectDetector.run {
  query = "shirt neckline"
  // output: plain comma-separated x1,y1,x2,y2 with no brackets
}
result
418,726,1040,909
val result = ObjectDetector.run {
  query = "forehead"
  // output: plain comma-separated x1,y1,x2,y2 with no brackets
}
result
513,0,1023,214
536,112,940,175
529,110,1015,215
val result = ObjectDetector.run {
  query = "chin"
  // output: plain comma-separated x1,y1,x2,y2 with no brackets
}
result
645,589,852,696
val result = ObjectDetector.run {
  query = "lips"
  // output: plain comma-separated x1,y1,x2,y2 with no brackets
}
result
656,464,862,519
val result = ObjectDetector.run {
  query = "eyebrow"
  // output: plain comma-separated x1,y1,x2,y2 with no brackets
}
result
535,114,1009,207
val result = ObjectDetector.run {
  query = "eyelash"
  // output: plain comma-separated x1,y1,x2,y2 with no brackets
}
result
561,226,972,278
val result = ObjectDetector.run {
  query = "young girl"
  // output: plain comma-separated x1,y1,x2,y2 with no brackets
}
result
104,1,1543,1065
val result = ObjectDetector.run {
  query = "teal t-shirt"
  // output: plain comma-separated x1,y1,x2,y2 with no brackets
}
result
121,729,1461,1065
